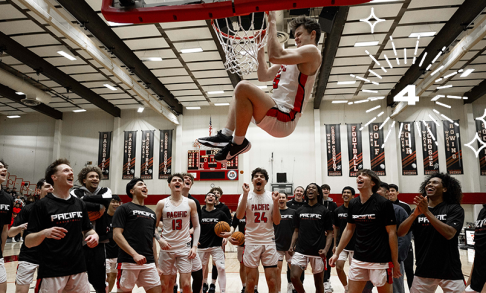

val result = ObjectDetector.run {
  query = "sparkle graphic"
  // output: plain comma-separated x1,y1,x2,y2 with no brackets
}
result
465,132,486,158
360,7,385,34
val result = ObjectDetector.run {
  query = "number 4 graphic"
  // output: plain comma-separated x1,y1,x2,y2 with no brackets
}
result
393,85,419,105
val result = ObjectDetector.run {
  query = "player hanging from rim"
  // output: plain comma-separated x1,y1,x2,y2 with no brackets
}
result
397,173,465,293
103,195,121,293
203,187,232,293
287,186,305,210
289,183,333,293
236,168,280,293
329,169,400,293
464,204,486,293
0,160,13,293
8,179,52,293
274,192,297,293
25,159,99,293
197,13,322,162
155,174,200,293
71,166,113,293
198,192,231,293
229,209,261,293
113,178,162,293
333,186,356,293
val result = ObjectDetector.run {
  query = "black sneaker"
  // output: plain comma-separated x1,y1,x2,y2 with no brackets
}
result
214,139,251,162
203,283,209,293
208,284,216,293
173,284,178,293
241,286,246,293
254,289,259,293
197,130,232,149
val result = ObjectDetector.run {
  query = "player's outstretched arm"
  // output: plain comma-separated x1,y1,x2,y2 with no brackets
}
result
386,224,401,279
189,200,200,259
266,11,320,66
330,223,355,267
289,228,299,254
84,229,99,248
236,183,250,219
113,227,146,265
332,225,339,254
257,46,281,82
7,223,27,238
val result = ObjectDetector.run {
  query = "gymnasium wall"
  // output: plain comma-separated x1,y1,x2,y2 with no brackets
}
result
1,96,485,223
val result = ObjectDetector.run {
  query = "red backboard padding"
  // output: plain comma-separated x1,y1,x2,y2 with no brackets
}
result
102,0,371,24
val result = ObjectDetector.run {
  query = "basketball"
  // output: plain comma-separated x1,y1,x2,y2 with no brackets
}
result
232,231,245,246
88,211,102,222
214,221,230,237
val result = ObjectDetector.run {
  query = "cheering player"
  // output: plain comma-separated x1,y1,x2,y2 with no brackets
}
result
274,192,297,293
8,179,52,293
333,186,356,293
289,183,333,293
236,168,280,293
330,169,400,293
198,192,231,293
25,159,98,293
113,178,161,293
397,173,465,292
156,174,200,293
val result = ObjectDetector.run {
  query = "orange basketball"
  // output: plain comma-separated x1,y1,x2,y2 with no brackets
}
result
214,221,230,237
88,211,102,222
232,231,245,246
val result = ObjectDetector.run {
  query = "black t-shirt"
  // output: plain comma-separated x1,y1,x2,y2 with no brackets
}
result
112,202,156,264
471,205,486,292
274,208,296,251
392,199,412,215
347,193,396,263
199,207,230,249
231,213,246,247
411,202,464,280
100,213,119,259
25,194,92,278
287,199,305,210
215,202,231,220
334,205,355,251
294,203,332,256
13,203,38,264
0,188,13,259
188,194,202,223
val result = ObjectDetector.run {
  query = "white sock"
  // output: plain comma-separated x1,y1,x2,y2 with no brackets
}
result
222,128,233,137
232,135,245,145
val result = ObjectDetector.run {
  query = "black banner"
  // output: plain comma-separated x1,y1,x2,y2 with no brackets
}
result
443,120,463,174
369,123,386,176
159,130,173,179
97,132,111,180
326,124,342,176
399,122,417,175
421,121,439,175
347,124,363,177
476,120,486,175
123,131,137,180
140,130,154,180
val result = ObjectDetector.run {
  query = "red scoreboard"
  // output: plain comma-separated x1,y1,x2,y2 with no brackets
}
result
187,150,238,181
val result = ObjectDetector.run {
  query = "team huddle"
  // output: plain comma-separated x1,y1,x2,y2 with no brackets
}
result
0,158,485,293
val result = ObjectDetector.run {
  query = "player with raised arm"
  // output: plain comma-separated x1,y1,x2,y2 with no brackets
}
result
289,183,333,293
112,178,161,293
8,179,52,293
333,186,356,293
155,174,200,293
397,173,465,293
198,192,231,293
329,169,400,293
197,14,322,162
274,192,296,293
236,168,280,293
25,159,98,293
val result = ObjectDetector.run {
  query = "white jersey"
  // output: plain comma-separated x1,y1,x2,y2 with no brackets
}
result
270,54,319,122
162,196,192,251
239,190,275,245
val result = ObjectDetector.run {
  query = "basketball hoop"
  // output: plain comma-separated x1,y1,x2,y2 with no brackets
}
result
211,13,268,77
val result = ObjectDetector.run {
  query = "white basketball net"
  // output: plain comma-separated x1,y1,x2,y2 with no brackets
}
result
212,13,268,77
